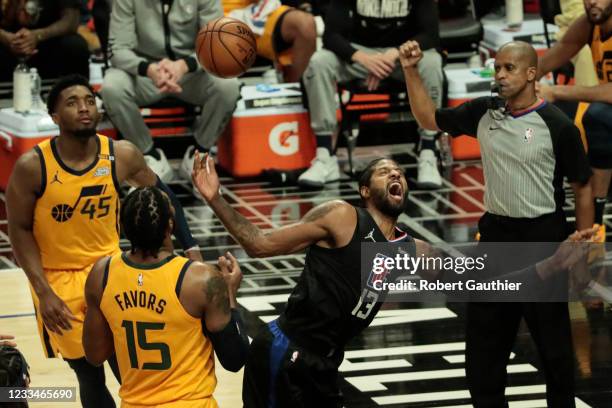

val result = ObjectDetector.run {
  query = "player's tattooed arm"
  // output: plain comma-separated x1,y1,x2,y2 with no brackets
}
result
200,262,248,372
204,268,231,317
210,197,352,257
193,151,353,256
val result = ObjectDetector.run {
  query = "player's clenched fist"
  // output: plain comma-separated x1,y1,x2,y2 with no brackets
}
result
399,41,423,69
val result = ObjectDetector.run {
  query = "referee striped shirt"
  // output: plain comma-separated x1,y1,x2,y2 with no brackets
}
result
435,97,592,218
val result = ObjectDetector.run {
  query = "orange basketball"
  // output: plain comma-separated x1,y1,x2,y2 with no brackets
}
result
196,17,257,78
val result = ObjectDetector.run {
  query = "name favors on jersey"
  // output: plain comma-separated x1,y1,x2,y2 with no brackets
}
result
114,290,167,315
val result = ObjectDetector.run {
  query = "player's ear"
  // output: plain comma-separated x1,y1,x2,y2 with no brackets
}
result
359,185,371,200
526,66,537,82
168,217,175,235
51,112,59,124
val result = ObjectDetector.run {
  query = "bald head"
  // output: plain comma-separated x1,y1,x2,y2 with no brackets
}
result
497,41,538,68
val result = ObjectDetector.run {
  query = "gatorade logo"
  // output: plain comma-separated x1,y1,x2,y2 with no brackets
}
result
269,122,299,156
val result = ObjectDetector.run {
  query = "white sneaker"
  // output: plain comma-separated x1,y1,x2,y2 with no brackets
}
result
179,145,196,181
417,149,442,189
144,148,174,183
298,148,341,188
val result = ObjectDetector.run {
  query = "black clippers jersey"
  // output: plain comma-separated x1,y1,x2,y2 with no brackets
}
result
278,206,415,356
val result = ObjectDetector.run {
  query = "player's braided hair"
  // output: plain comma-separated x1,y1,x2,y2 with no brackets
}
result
121,187,171,257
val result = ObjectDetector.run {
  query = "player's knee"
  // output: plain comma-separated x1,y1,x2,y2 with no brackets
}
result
304,49,335,78
292,11,316,43
418,50,443,74
100,73,131,104
213,79,241,110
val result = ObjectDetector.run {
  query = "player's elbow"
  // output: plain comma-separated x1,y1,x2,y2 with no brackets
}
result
83,344,107,366
244,238,275,258
83,329,112,366
84,353,106,367
412,110,439,132
245,246,270,258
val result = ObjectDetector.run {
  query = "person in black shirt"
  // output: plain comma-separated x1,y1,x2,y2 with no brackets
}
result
191,150,594,407
298,0,445,190
399,40,594,407
0,0,89,80
193,151,414,406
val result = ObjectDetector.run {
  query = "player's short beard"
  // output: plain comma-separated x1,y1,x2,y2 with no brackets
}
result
73,127,96,139
371,188,407,218
587,4,612,24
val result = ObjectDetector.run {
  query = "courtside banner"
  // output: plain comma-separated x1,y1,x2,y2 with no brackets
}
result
360,242,611,302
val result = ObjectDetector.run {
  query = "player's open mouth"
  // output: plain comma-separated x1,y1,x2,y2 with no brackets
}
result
388,182,403,200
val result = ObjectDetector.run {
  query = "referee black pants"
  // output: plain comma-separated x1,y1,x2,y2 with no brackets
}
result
466,211,575,408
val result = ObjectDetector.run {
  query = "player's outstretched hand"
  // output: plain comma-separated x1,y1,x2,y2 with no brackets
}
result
217,251,243,296
39,290,77,334
399,40,423,69
192,151,221,203
537,225,599,281
0,334,17,347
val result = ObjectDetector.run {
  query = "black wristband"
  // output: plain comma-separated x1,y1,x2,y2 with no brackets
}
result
138,61,151,76
182,56,198,72
155,176,198,250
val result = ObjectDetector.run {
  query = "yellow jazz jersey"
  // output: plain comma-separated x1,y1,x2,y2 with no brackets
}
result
222,0,255,14
100,253,217,407
590,25,612,84
33,135,120,270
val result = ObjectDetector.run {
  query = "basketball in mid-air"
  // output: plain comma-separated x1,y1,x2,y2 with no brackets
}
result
196,16,257,78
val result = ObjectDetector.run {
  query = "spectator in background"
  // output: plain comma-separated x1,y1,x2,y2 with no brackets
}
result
224,0,316,82
298,0,444,189
101,0,240,189
77,0,101,53
0,0,89,81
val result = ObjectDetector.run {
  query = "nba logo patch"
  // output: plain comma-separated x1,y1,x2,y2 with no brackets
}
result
138,273,143,286
524,128,534,143
367,253,392,290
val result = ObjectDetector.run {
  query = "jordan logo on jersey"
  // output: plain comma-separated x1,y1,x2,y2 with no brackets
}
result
364,229,376,242
50,171,62,185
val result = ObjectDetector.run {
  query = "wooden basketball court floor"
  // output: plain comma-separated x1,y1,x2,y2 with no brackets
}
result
1,144,611,407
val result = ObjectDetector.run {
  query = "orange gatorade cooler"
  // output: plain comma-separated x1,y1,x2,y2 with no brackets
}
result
218,83,316,177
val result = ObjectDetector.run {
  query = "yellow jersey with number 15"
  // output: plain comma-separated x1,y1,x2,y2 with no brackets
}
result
32,135,120,270
100,253,217,408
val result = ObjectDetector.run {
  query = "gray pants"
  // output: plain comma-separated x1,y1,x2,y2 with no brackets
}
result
302,44,443,140
100,68,241,153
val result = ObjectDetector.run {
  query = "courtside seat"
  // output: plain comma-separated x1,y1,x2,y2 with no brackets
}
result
336,78,412,175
